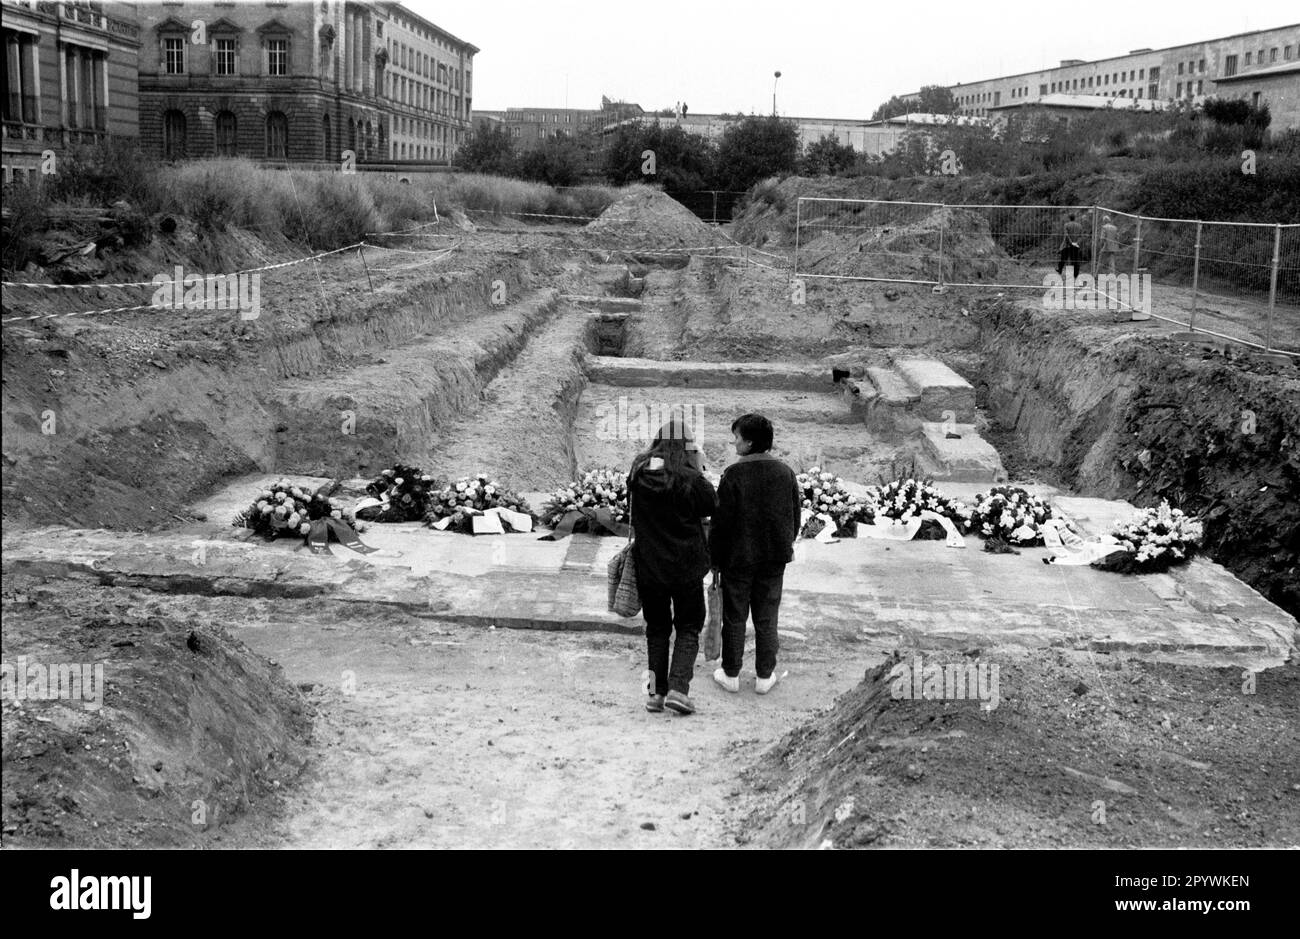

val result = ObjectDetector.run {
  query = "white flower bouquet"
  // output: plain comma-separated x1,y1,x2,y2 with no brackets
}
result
866,477,971,534
234,478,360,541
1093,500,1203,573
540,468,629,533
796,466,874,538
425,473,534,534
969,485,1072,546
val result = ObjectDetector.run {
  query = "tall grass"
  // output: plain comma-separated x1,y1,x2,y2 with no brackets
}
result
426,172,617,219
3,151,623,270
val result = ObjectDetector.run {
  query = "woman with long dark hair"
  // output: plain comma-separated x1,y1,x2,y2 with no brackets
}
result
629,415,717,715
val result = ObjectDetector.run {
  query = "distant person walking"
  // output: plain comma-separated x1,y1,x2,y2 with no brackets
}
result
1057,212,1084,279
628,417,716,715
1099,215,1120,275
709,414,800,696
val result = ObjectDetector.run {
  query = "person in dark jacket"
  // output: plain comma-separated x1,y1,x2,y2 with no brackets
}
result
709,413,800,695
628,416,717,715
1057,212,1084,278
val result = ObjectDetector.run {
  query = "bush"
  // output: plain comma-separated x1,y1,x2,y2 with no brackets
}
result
603,122,714,191
714,116,800,191
45,138,159,209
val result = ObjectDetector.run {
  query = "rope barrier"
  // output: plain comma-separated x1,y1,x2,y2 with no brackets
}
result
1,241,368,290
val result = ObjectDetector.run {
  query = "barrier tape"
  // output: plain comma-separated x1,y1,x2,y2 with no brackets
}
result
462,208,599,221
1,241,367,290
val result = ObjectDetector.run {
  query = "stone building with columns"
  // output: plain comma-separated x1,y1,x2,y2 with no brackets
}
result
135,0,475,165
1,0,141,184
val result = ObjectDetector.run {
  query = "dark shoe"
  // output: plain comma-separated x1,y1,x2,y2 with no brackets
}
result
664,690,695,715
645,694,665,713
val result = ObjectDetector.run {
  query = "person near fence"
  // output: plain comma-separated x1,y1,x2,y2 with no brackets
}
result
629,416,716,715
710,413,800,696
1057,212,1084,279
1099,215,1120,275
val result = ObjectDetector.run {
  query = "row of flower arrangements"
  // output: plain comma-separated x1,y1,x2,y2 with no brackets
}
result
234,465,1203,572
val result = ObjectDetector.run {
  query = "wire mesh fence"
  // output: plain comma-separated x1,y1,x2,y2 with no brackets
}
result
794,196,1300,355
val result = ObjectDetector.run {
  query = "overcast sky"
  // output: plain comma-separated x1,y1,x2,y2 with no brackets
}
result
410,0,1298,118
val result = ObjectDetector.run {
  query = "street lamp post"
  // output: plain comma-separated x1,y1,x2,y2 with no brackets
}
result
773,70,782,116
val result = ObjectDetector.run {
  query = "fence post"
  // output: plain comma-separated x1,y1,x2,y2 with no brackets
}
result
937,204,946,288
1132,216,1142,275
712,190,719,225
1266,224,1281,353
1090,207,1099,277
794,198,802,281
1189,221,1202,334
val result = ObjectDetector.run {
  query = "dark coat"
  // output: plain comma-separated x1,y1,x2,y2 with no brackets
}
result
628,458,717,585
709,452,801,571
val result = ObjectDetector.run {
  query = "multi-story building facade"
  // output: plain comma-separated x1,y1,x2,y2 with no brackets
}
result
1,0,141,184
135,0,475,165
475,97,645,148
903,24,1300,131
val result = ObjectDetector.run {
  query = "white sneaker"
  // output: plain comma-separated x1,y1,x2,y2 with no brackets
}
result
713,668,739,693
755,670,788,695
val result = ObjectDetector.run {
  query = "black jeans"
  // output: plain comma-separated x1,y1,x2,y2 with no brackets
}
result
720,562,785,680
1057,243,1082,277
639,575,705,696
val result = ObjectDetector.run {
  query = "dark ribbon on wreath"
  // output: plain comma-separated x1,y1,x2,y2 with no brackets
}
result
539,506,631,541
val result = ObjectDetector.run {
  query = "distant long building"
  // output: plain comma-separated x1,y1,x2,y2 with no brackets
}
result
901,23,1300,130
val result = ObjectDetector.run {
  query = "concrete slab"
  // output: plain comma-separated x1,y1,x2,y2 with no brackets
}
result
895,358,976,422
5,520,1293,667
920,422,1007,483
865,366,918,406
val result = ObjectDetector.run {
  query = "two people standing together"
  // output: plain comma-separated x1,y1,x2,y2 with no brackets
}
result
628,413,799,715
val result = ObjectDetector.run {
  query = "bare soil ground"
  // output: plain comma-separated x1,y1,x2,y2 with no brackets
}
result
738,652,1300,849
3,188,1296,850
6,574,1294,849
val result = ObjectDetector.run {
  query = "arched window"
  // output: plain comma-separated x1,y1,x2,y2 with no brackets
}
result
322,113,332,161
265,110,288,159
163,109,187,160
215,110,237,157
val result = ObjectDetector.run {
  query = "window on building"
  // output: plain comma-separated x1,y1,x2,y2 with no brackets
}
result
1224,54,1237,77
1196,80,1202,95
1270,47,1278,62
215,38,237,76
1177,62,1184,75
215,110,237,155
164,36,185,74
1252,91,1261,108
267,38,288,76
1286,45,1295,61
1139,68,1144,79
1176,82,1182,96
1198,59,1204,72
163,109,186,159
1245,52,1252,66
265,110,288,159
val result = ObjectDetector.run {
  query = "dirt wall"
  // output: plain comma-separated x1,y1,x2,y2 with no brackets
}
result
970,298,1300,617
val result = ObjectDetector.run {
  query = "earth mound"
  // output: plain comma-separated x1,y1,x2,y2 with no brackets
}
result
737,651,1300,849
797,204,1030,284
1,580,312,847
583,185,720,250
